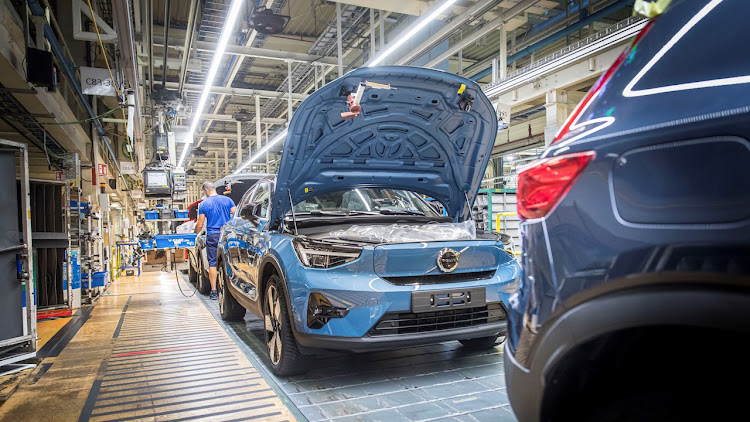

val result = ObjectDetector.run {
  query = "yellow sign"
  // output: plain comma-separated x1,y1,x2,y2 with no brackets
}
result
634,0,673,18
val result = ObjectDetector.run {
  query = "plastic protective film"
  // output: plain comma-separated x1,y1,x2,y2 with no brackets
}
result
329,220,476,244
176,220,196,234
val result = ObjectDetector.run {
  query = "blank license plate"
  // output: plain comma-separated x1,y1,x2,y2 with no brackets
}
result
411,287,486,313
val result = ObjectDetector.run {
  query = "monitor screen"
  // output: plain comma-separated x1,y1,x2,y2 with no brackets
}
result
146,171,169,188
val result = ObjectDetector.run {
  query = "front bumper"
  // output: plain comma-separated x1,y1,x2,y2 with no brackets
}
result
273,236,522,352
287,270,517,352
296,320,507,353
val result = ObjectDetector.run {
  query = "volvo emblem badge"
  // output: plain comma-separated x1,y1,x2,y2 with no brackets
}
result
437,248,460,273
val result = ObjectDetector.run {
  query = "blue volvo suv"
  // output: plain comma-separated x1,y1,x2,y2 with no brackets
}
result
505,0,750,420
216,66,522,376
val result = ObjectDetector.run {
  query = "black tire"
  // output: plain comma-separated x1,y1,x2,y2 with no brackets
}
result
582,389,697,422
264,274,306,376
459,335,504,349
217,260,246,321
188,257,198,284
197,254,210,295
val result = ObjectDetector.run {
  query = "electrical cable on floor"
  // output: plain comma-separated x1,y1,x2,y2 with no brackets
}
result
172,253,196,298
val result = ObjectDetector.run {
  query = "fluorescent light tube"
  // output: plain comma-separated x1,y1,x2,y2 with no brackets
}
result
368,0,458,67
177,0,245,169
234,129,288,174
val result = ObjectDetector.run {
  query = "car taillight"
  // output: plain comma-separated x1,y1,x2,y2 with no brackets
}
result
517,151,595,220
552,20,656,144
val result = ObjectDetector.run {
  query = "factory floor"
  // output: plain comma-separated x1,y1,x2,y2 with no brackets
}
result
0,270,296,422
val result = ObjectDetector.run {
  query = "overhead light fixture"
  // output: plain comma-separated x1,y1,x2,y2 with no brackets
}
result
234,128,288,174
177,0,246,169
368,0,458,67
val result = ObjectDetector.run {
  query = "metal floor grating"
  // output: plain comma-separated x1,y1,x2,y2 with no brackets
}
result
78,283,295,421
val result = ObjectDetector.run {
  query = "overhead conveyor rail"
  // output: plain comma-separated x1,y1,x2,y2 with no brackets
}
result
484,15,647,100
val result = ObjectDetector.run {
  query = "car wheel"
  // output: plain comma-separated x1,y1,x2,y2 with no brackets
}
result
197,256,210,295
459,335,504,349
217,261,246,321
264,274,306,376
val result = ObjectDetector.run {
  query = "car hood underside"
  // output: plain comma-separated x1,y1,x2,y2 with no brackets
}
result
270,66,498,229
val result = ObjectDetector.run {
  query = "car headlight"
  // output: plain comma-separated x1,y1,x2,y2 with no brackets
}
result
293,239,362,269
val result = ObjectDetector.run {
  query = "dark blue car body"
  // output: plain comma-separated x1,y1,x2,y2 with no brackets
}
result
505,0,750,420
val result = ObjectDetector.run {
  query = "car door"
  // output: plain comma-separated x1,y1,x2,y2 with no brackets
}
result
224,186,256,293
241,181,272,303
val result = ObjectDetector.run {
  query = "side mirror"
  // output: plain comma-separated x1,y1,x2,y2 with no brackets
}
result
240,201,261,221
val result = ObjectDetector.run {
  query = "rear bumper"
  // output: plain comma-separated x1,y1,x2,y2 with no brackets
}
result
295,321,507,353
504,343,540,422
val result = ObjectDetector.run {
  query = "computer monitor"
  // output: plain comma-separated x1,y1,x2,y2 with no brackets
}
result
144,170,171,197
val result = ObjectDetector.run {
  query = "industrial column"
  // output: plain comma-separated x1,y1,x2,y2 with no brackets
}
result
287,61,293,123
236,121,242,168
265,123,270,173
255,95,262,155
544,90,569,146
499,24,507,79
379,10,385,50
214,152,219,181
370,8,376,59
336,3,343,77
223,138,229,174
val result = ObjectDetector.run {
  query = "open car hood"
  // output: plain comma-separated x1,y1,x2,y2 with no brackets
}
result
270,66,497,229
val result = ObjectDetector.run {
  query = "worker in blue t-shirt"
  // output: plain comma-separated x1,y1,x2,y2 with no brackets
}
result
194,181,236,300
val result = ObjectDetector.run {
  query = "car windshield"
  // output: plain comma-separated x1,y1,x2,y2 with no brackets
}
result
291,188,441,217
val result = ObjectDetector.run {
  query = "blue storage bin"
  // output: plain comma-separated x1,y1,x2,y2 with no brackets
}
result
144,210,158,220
174,210,188,219
154,234,197,249
81,272,106,288
70,200,89,213
92,271,107,287
139,239,154,250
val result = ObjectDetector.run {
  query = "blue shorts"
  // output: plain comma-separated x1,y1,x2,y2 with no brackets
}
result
206,232,221,267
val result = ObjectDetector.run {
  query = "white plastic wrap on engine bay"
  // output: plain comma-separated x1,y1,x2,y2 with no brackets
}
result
329,220,476,243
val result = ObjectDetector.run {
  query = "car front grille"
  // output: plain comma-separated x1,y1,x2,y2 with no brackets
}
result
368,302,506,337
381,270,496,285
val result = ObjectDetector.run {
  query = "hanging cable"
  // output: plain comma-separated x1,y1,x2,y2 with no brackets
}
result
85,0,120,98
85,0,137,163
43,130,51,169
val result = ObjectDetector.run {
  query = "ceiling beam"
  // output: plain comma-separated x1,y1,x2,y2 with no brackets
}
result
195,41,340,66
142,34,340,66
425,0,540,68
156,81,310,101
199,114,286,124
329,0,431,16
396,0,504,66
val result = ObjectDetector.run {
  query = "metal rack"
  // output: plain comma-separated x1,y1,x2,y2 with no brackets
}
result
70,194,106,304
28,179,73,318
474,189,521,254
116,241,141,277
1,139,36,374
